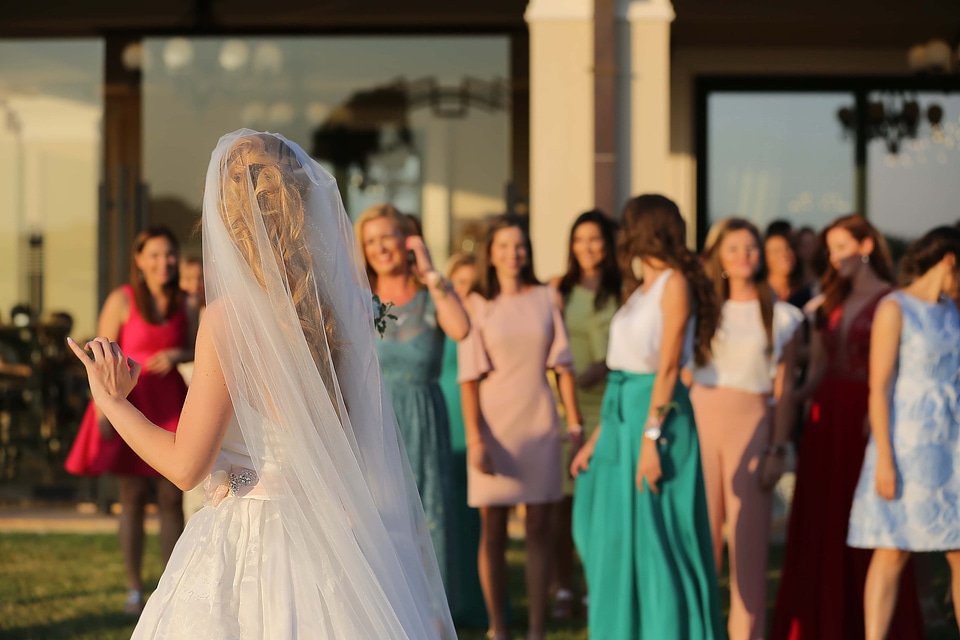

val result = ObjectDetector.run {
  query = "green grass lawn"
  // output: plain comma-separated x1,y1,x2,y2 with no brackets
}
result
0,532,956,640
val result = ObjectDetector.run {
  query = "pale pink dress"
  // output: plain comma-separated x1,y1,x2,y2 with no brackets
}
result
457,285,573,507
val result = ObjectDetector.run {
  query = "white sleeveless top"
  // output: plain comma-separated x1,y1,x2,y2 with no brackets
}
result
693,299,802,394
606,269,695,374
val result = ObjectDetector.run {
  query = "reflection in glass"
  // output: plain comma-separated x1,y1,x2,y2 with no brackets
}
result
0,40,103,339
143,37,511,264
707,93,855,233
0,40,103,482
867,92,960,242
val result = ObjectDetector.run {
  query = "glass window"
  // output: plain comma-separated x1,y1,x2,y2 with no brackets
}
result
0,40,103,339
142,36,511,264
867,91,960,242
706,92,855,235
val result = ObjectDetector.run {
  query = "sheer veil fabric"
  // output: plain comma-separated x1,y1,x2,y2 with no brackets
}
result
201,129,454,638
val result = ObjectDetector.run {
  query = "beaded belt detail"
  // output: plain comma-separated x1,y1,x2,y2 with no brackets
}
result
229,469,259,496
204,466,261,508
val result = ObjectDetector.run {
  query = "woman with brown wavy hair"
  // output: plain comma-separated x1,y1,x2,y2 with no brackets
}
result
65,226,198,614
771,214,923,640
692,217,802,640
570,194,723,639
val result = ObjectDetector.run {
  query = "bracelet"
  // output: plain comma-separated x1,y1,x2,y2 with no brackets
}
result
424,271,449,298
566,423,584,436
644,414,662,429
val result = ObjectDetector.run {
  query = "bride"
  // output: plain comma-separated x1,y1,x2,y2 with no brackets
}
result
67,130,456,639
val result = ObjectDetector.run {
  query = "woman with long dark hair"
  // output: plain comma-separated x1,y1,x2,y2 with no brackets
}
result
65,226,198,614
548,209,621,618
771,214,924,640
458,214,581,640
570,194,723,639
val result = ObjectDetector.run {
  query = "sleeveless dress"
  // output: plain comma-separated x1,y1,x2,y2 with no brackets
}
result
848,292,960,551
438,335,488,627
457,285,573,507
376,288,455,588
65,285,188,477
560,285,617,495
771,290,924,640
131,415,295,637
572,270,724,640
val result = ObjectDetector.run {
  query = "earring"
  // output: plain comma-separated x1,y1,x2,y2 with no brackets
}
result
138,270,145,282
721,271,729,279
861,254,869,264
631,257,644,281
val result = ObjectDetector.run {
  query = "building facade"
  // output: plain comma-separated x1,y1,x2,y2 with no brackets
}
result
1,0,959,337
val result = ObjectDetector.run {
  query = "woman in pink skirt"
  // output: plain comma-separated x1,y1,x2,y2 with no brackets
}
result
690,217,802,640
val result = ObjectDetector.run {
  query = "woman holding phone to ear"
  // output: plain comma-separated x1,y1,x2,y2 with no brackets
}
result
355,203,470,598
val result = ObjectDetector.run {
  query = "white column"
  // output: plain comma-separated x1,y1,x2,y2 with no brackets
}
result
417,114,453,268
525,0,595,279
617,0,675,206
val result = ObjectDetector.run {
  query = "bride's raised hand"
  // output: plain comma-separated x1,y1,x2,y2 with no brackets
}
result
67,337,142,402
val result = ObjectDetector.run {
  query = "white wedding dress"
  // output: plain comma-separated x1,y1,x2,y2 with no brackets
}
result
130,130,455,639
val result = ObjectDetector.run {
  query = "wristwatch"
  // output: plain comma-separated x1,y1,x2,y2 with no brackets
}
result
643,414,662,441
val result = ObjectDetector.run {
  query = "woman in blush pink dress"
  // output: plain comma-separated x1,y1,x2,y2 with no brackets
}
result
459,214,582,640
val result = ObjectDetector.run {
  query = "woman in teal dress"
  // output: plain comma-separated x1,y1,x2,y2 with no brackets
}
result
570,194,725,639
438,252,489,627
356,204,470,593
549,209,621,618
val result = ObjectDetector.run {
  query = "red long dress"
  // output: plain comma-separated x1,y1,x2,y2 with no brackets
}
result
65,285,188,477
771,290,924,640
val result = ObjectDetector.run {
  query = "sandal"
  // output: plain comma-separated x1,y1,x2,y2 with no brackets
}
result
551,588,574,620
124,589,144,615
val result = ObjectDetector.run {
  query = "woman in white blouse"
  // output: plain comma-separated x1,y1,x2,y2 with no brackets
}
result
570,195,724,639
691,217,802,640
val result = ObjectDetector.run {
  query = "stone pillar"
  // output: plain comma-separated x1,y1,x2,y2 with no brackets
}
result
525,0,595,279
617,0,675,207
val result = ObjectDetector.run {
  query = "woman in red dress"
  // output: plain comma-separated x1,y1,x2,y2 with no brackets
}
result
66,226,199,614
771,215,923,640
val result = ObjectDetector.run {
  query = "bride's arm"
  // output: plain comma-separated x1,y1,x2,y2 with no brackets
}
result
69,311,234,491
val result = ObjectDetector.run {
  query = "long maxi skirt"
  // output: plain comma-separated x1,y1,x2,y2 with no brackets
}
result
572,371,725,640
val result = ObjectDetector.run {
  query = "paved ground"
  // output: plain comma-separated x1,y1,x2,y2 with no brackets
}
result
0,505,160,534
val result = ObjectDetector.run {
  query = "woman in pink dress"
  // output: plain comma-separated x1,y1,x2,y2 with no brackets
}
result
458,214,582,640
66,226,199,613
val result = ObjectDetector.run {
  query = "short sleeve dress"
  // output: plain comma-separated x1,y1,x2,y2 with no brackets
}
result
458,285,573,507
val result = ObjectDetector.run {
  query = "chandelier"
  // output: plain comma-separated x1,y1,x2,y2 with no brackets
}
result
837,92,944,155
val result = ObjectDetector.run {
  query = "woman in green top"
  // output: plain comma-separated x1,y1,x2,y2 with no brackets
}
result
549,209,621,619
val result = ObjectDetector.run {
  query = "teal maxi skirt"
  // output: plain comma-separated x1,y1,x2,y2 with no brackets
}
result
572,371,725,639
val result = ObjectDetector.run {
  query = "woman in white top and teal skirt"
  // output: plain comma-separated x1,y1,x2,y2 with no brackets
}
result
691,218,802,640
571,194,724,639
